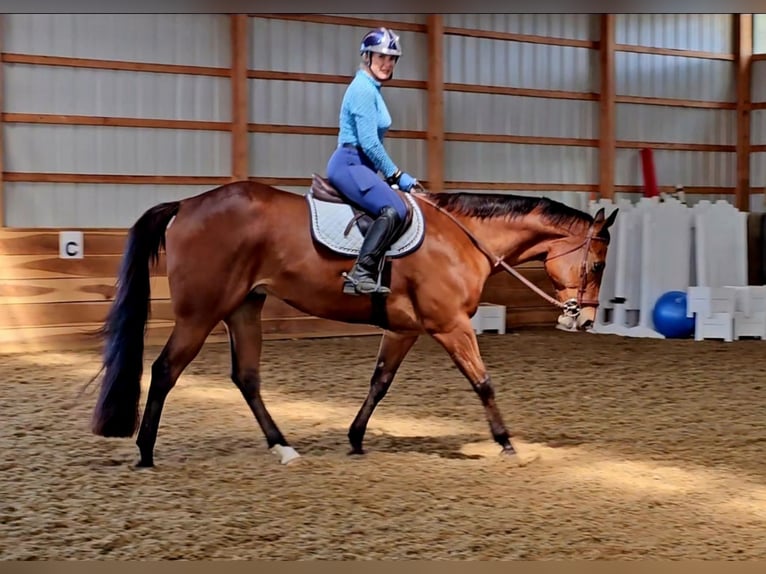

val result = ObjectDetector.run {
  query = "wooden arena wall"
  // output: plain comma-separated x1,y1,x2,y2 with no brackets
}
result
0,14,762,350
0,227,554,352
0,228,388,352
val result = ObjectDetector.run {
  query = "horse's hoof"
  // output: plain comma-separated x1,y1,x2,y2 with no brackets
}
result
271,444,301,465
347,446,365,456
134,459,154,469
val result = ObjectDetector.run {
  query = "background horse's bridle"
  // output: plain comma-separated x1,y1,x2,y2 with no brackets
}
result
410,185,606,319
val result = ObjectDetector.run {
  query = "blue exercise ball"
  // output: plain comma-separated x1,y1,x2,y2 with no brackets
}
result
652,290,695,338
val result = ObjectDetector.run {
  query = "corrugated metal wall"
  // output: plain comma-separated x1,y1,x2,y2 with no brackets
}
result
0,14,758,226
754,14,766,54
2,14,231,227
3,14,230,65
616,14,733,53
444,14,599,40
248,16,428,189
614,14,736,206
4,67,230,120
442,14,599,211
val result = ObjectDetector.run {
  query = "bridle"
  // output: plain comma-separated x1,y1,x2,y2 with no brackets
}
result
411,186,606,319
543,228,607,316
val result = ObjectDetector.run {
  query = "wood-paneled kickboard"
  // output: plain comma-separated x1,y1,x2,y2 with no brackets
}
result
0,228,560,352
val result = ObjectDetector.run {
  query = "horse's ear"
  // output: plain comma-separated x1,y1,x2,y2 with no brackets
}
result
603,208,618,229
593,207,605,223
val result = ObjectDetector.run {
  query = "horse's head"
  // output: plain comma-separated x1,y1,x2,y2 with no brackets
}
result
542,207,618,331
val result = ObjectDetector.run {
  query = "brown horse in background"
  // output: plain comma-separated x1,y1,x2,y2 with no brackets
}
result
90,177,617,468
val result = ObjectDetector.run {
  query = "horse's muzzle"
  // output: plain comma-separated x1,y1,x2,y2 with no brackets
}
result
557,305,597,331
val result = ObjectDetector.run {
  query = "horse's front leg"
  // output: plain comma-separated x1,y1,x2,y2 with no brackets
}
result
429,316,517,457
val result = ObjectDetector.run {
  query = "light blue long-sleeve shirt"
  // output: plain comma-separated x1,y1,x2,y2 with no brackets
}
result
337,69,398,179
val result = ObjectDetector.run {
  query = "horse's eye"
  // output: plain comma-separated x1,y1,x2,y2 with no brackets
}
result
592,261,605,273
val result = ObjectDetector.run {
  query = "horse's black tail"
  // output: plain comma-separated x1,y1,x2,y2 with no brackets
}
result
91,201,180,437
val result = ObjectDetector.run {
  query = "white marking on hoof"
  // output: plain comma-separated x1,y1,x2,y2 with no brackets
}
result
271,444,301,465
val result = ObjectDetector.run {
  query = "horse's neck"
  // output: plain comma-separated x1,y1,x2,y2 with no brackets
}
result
462,213,581,265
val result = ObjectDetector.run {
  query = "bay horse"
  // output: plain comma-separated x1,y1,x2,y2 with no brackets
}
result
90,176,617,467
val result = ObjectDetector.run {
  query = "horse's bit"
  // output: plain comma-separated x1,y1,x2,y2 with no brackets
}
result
410,184,606,319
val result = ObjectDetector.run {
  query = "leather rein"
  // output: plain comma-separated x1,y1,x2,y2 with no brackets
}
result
410,185,605,319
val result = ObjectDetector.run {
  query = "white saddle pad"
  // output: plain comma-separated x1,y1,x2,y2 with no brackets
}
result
306,191,425,258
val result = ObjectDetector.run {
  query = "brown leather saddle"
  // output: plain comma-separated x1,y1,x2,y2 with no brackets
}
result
309,173,414,237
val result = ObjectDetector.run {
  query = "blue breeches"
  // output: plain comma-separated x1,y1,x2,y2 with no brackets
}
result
326,145,408,220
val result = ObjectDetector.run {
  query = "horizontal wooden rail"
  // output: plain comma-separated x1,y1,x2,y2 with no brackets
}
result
247,126,737,152
615,94,736,109
248,123,425,139
616,43,735,60
250,69,739,111
1,53,229,77
3,176,737,197
2,113,230,131
253,16,740,66
3,119,754,143
443,26,597,49
445,133,597,147
615,141,736,152
445,81,598,101
3,114,744,153
248,69,426,90
250,69,596,101
247,178,596,192
443,182,598,192
3,173,230,185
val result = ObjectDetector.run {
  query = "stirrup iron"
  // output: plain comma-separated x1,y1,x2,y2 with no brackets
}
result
341,264,389,296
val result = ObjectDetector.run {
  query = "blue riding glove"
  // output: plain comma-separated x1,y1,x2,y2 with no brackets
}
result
386,169,418,192
397,172,417,191
388,172,418,191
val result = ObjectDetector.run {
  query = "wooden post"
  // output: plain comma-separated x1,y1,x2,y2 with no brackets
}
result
735,14,753,211
231,14,249,182
426,14,444,193
0,15,5,227
598,14,615,201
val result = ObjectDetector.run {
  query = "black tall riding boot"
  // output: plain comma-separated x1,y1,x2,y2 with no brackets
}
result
343,206,404,296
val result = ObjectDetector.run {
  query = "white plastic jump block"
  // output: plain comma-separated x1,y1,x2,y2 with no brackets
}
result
471,303,506,334
686,286,735,342
729,285,766,340
686,285,766,341
733,311,766,340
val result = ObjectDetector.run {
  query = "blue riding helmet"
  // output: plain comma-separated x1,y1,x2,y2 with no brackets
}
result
359,27,402,58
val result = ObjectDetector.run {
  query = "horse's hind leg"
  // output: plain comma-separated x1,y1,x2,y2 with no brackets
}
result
348,331,418,455
430,317,517,458
225,291,299,465
136,316,215,467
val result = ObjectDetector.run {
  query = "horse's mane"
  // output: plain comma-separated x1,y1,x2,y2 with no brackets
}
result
427,192,593,230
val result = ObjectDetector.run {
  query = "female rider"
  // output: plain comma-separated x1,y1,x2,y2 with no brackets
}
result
326,27,419,296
